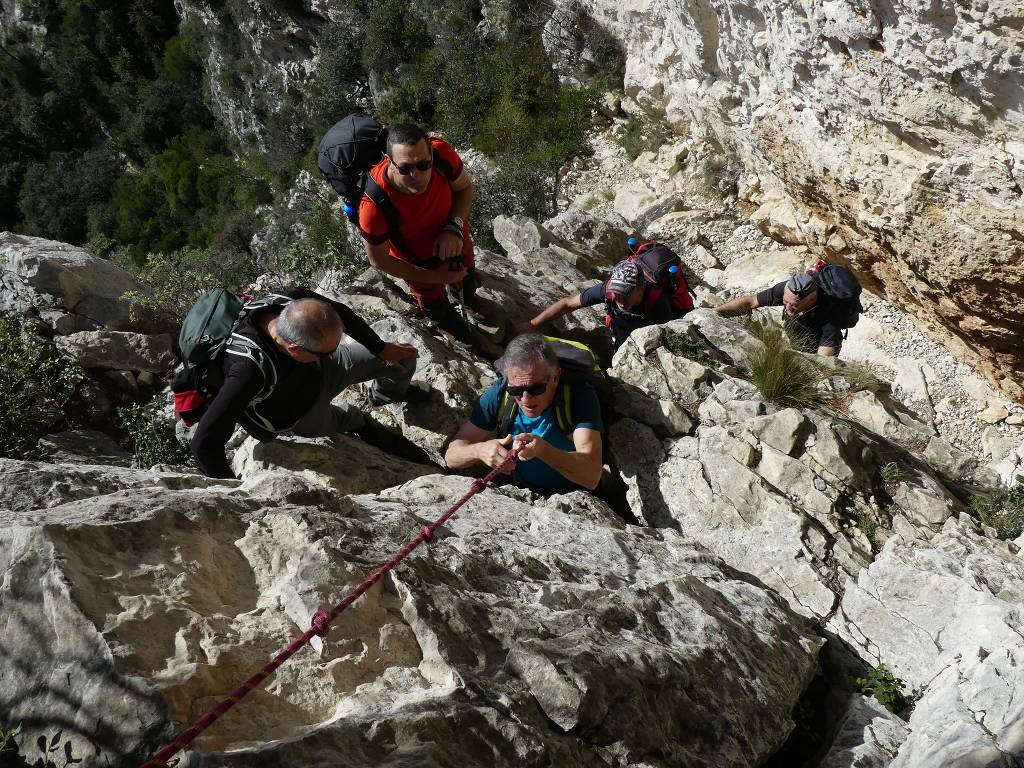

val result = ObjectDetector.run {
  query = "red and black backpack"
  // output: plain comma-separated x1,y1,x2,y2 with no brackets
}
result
605,241,695,320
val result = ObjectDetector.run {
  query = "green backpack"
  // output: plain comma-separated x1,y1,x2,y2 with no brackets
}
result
173,290,290,425
494,337,604,439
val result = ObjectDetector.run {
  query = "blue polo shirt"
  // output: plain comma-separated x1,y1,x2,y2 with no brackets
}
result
469,377,603,494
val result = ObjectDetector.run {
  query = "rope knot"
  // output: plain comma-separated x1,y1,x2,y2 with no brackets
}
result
470,478,487,493
420,525,434,542
310,609,331,638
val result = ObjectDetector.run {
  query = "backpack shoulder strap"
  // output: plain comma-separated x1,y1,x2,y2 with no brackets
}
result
555,383,574,436
496,387,519,440
364,174,415,259
225,334,279,403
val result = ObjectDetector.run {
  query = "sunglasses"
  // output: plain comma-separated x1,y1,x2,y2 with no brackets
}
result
507,378,551,399
295,343,335,360
389,155,433,175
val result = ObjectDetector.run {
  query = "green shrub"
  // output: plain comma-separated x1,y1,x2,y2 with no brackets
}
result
115,245,255,328
970,475,1024,540
856,664,909,714
743,316,829,408
663,328,716,367
879,461,902,487
616,116,669,161
859,513,878,547
0,313,81,460
116,395,192,469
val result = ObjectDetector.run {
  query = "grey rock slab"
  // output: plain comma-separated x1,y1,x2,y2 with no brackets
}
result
1,465,824,768
0,231,168,333
819,694,908,768
35,429,133,467
54,331,177,372
891,645,1024,768
829,519,1024,691
231,433,433,494
542,208,629,265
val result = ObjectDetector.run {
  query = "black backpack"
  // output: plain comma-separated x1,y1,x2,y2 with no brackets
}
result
172,290,291,426
317,114,455,259
493,337,604,439
810,261,863,329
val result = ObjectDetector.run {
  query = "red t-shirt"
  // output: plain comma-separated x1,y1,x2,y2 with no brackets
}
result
358,137,465,264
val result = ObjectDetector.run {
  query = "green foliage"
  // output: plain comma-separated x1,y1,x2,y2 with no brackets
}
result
114,245,256,328
970,475,1024,540
116,395,192,469
856,664,909,714
617,116,669,161
0,313,80,460
879,461,902,487
0,723,21,756
663,328,716,367
859,513,878,547
743,316,830,408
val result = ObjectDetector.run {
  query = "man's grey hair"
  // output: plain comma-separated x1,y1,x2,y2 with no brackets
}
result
387,122,429,155
500,334,558,377
277,298,343,349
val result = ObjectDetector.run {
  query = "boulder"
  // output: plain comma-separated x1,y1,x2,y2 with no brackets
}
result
54,331,177,373
612,181,684,229
35,430,133,467
0,232,167,333
542,209,629,265
0,462,824,767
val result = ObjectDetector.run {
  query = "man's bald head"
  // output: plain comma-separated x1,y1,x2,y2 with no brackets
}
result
277,298,343,351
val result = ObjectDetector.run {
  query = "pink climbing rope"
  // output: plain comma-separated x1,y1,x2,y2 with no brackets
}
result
140,451,518,768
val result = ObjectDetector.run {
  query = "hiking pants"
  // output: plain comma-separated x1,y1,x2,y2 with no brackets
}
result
290,338,415,437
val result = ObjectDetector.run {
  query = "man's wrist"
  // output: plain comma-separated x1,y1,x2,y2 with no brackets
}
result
443,218,465,238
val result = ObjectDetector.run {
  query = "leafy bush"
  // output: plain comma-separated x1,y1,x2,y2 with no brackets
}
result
0,313,80,459
663,328,716,367
115,246,255,328
970,475,1024,540
616,116,669,161
856,664,909,714
117,395,192,469
743,316,829,408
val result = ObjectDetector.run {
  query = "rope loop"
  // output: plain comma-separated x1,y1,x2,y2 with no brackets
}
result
310,609,331,638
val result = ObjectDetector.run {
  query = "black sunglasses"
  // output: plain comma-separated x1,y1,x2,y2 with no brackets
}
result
507,378,551,399
389,154,433,175
295,343,335,360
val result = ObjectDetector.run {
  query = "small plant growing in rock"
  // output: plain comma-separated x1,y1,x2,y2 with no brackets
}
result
843,361,881,392
859,513,878,548
0,312,81,460
117,395,194,469
856,664,909,714
0,723,22,758
616,116,669,161
663,329,716,367
879,461,902,487
742,316,830,408
970,475,1024,540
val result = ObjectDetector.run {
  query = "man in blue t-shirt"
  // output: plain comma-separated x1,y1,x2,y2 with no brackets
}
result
444,334,604,494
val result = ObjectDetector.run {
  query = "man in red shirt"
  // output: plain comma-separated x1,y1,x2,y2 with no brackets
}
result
358,123,477,338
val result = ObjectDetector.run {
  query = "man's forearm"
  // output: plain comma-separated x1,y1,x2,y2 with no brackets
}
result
366,244,439,282
715,294,758,317
445,439,483,469
536,442,602,490
527,295,580,330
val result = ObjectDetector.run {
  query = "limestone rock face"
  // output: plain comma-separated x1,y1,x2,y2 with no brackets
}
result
609,311,966,623
0,461,822,767
562,0,1024,401
0,232,166,333
54,331,177,372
